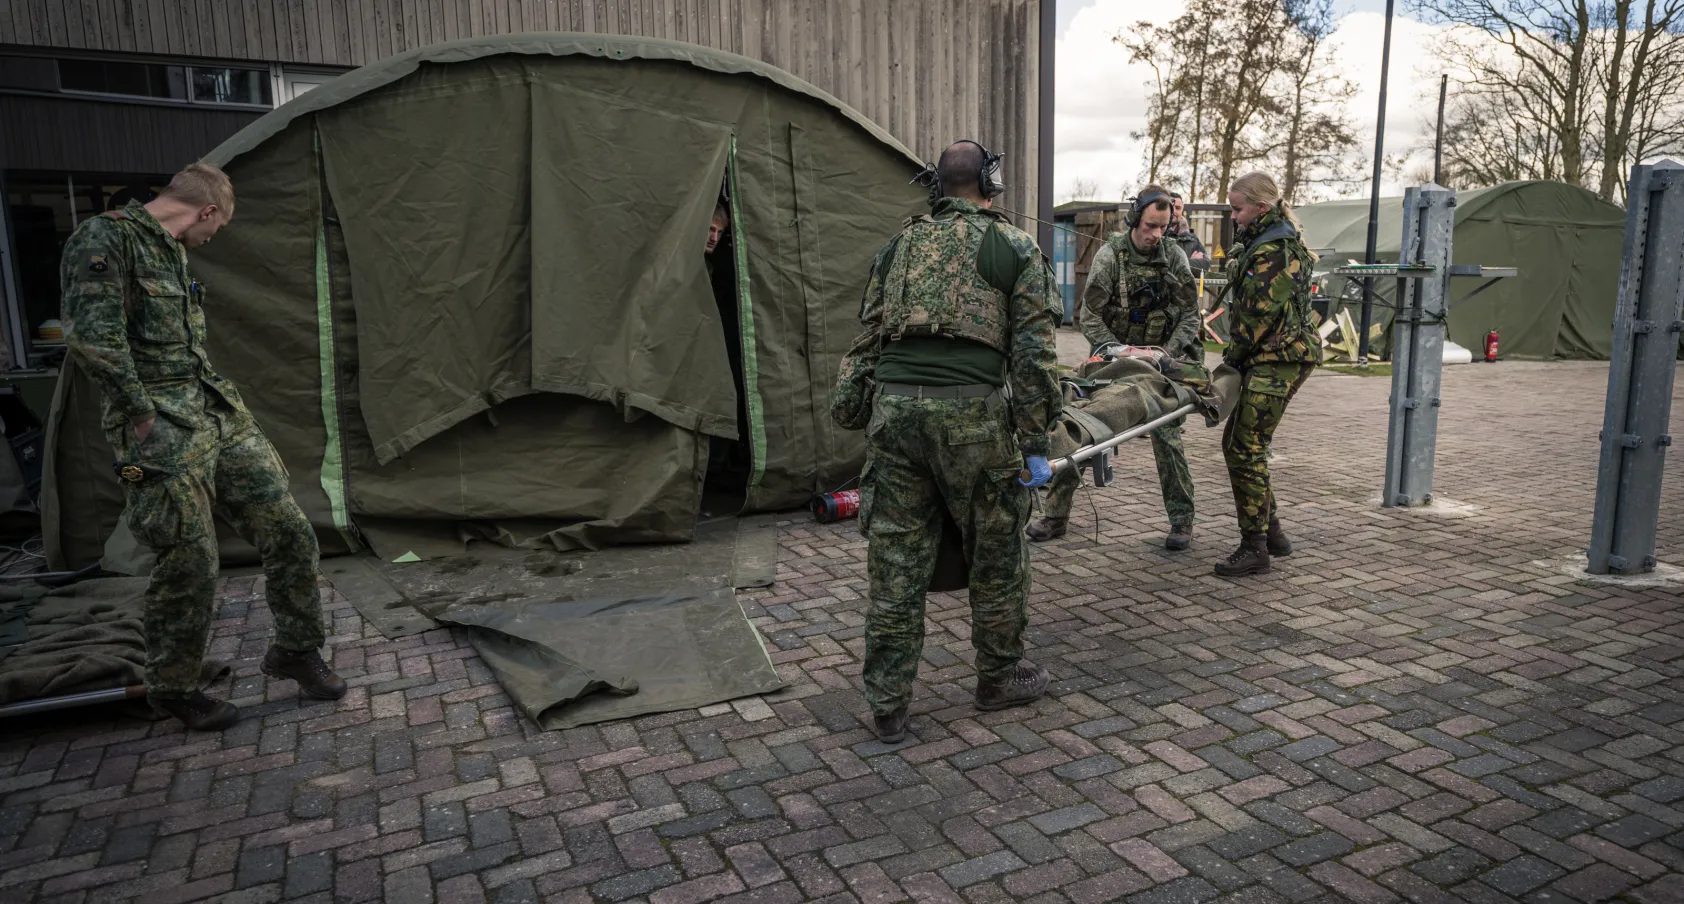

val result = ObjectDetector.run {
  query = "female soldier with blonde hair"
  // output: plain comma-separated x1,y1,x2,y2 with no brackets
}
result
1215,172,1321,577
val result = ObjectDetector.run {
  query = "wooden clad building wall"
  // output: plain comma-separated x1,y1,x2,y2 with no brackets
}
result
0,0,1043,226
0,95,260,173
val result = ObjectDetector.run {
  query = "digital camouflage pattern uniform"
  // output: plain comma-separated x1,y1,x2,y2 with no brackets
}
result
832,197,1062,718
60,201,324,700
1219,206,1321,533
1053,231,1200,528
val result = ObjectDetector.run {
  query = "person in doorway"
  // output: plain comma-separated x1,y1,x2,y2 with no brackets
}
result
1168,191,1210,270
59,162,345,731
831,140,1063,743
1030,185,1199,550
1215,171,1322,577
705,201,730,259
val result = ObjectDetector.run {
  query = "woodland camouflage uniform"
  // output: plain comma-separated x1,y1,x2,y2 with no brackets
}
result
60,201,324,701
831,197,1062,718
1220,205,1321,534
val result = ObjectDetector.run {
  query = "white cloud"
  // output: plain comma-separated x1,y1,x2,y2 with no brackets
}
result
1054,0,1461,203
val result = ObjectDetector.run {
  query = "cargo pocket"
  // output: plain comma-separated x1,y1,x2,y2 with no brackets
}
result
1145,309,1169,343
1246,369,1292,398
124,479,188,550
982,466,1031,531
133,273,189,343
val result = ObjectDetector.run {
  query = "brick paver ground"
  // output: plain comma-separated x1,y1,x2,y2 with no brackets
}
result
5,350,1684,904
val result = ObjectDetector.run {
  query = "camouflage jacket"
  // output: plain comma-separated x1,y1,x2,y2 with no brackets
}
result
60,200,256,466
1221,207,1321,370
1077,230,1199,359
831,197,1063,456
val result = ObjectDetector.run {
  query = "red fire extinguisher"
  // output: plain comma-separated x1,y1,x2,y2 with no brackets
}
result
811,489,860,523
1484,329,1499,362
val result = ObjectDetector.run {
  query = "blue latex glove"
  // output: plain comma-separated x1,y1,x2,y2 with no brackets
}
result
1019,456,1052,488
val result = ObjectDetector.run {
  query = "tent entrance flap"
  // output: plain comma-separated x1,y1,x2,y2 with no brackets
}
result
529,80,739,440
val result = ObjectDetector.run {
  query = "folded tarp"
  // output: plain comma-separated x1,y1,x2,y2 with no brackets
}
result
0,577,224,706
430,588,783,730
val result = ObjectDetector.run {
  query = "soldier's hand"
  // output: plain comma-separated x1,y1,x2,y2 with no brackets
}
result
132,415,155,443
1019,456,1052,488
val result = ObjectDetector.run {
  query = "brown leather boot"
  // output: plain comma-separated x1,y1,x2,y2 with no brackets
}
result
150,691,240,731
1215,532,1272,577
262,646,348,700
975,661,1051,711
1165,523,1193,551
1026,517,1067,542
1267,518,1293,557
873,705,909,743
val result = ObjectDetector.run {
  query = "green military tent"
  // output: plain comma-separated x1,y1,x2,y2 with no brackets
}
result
1295,180,1625,360
44,33,926,570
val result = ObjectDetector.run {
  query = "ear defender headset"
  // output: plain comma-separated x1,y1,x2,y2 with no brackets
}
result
1125,189,1172,228
910,139,1007,204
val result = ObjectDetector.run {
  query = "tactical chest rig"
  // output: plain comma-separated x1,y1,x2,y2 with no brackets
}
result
1103,234,1178,349
880,211,1018,353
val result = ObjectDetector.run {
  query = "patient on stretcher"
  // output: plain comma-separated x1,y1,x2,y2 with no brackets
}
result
1045,348,1242,463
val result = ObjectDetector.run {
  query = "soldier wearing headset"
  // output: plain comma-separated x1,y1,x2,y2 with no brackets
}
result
831,140,1064,743
1029,185,1200,550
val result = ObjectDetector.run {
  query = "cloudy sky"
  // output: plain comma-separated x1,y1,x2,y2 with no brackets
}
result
1055,0,1451,203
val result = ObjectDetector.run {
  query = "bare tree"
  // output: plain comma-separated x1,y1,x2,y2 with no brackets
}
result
1118,0,1307,201
1592,0,1684,197
1416,0,1684,200
1273,0,1363,201
1061,178,1105,204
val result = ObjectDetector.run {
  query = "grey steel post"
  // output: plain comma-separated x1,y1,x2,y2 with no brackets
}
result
1586,160,1684,575
1382,184,1455,507
1356,0,1397,364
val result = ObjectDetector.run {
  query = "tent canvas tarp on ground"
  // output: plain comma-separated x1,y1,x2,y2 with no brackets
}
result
44,33,926,569
1294,180,1625,360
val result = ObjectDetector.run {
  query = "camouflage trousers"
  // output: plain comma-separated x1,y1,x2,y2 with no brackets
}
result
1041,421,1194,527
123,430,324,698
1222,362,1314,534
859,393,1031,717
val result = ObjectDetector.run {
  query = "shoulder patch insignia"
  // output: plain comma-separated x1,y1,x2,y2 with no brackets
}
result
89,255,108,274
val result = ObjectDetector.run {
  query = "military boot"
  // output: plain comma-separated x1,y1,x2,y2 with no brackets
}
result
873,705,909,744
1266,518,1293,557
1215,532,1272,577
262,646,348,700
1026,517,1067,542
1165,523,1193,551
151,691,240,731
975,661,1051,711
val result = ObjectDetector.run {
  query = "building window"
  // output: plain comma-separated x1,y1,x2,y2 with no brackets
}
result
46,57,270,107
57,59,188,101
190,66,272,106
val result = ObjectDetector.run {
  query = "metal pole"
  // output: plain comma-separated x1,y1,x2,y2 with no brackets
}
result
1381,185,1455,507
1036,0,1056,256
1050,404,1197,474
1586,160,1684,574
1356,0,1397,365
0,685,147,718
1433,74,1447,185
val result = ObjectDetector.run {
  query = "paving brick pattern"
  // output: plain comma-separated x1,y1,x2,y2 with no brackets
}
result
4,356,1684,903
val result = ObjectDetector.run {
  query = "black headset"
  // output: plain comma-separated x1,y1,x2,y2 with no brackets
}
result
910,139,1007,204
1124,189,1172,228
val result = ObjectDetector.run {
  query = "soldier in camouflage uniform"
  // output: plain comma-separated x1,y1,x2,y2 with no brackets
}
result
832,141,1063,743
60,163,346,731
1215,172,1322,577
1028,187,1200,550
